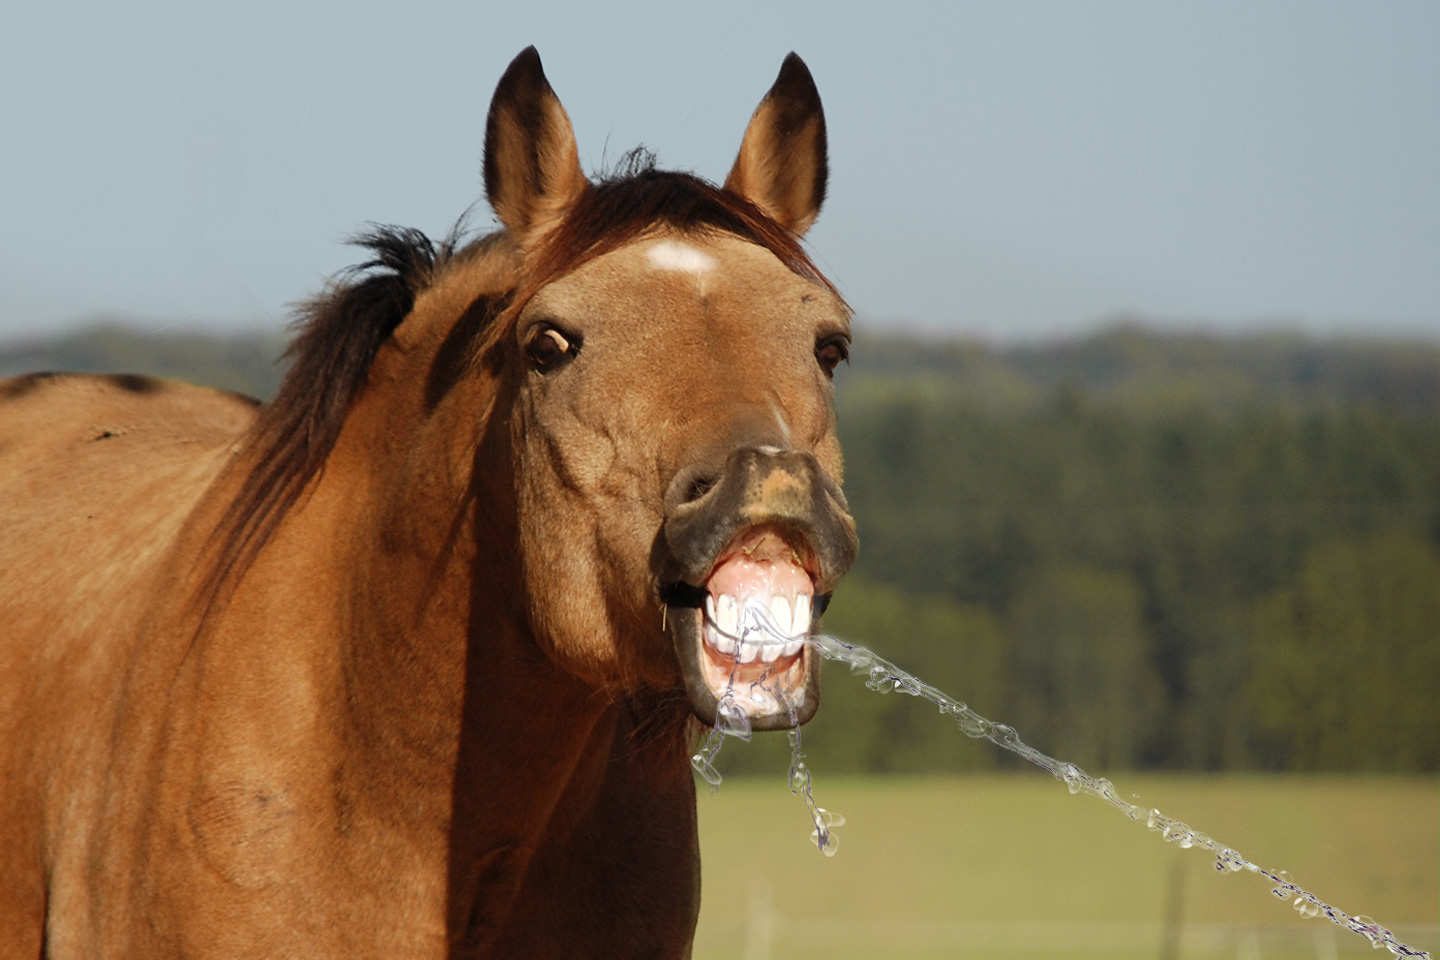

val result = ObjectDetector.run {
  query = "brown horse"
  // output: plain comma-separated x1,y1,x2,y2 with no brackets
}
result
0,47,855,958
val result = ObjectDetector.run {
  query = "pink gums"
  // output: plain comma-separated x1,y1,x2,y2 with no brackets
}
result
706,528,813,602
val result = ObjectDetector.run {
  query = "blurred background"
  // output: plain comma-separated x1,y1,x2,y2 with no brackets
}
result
2,0,1435,956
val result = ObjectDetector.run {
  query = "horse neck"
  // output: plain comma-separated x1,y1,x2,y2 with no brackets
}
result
171,284,701,949
202,325,618,870
330,342,621,824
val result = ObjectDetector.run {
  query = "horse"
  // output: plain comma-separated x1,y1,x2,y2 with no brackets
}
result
0,47,856,958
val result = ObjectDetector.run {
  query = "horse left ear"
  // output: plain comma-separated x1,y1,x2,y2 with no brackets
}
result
724,53,828,238
484,46,588,248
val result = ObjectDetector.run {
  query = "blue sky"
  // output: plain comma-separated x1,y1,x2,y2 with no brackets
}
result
1,1,1436,342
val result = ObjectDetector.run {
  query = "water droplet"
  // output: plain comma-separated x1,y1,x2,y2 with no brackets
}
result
989,723,1019,746
1214,849,1245,873
789,762,810,795
956,715,987,738
846,655,875,677
1157,819,1194,846
1348,915,1379,938
1294,898,1321,919
1060,763,1084,794
690,754,722,787
715,698,751,741
1271,870,1300,900
809,827,840,857
815,807,846,828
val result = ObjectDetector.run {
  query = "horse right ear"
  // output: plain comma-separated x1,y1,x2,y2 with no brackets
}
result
484,47,588,248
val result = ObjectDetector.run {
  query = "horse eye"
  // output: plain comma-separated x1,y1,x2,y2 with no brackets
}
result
524,325,580,371
815,335,850,377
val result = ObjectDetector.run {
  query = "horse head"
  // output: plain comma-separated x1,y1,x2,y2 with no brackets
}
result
483,48,857,730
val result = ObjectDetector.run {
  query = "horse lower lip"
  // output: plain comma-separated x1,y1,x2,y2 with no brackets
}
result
664,599,820,729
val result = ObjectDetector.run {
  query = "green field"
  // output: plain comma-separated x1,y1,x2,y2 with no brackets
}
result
693,774,1438,960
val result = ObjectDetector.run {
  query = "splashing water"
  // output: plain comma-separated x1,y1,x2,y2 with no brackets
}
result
690,599,844,856
692,598,1432,959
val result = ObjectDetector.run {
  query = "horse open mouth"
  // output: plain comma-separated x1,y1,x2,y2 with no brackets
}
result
667,525,823,730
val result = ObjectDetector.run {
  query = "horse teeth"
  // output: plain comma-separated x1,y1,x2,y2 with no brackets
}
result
794,594,811,633
705,594,716,625
737,639,760,664
760,639,781,663
770,596,792,637
717,595,739,637
783,640,803,658
713,630,737,656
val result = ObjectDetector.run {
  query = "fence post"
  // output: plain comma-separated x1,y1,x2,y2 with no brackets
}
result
742,878,775,960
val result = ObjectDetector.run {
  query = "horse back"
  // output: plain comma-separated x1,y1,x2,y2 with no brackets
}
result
0,372,259,594
0,372,259,954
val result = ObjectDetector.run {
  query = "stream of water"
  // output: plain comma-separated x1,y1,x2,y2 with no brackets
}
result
690,599,1433,959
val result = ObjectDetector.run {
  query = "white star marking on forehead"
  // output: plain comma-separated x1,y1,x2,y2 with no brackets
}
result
645,240,718,275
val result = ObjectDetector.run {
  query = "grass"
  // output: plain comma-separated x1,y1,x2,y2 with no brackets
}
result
693,774,1438,960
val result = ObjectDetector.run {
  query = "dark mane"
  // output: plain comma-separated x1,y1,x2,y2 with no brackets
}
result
204,226,447,598
206,155,841,601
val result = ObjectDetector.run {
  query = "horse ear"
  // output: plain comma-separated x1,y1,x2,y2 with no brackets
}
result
484,47,588,247
724,53,828,237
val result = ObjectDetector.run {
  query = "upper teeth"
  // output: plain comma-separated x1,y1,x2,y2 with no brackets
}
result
705,592,810,661
770,596,791,631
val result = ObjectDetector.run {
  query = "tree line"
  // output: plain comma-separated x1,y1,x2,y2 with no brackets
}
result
4,322,1436,774
785,327,1439,776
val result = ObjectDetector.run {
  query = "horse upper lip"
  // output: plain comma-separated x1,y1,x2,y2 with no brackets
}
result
657,447,857,595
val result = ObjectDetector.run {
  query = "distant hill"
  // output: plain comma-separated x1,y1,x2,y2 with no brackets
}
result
3,321,1436,415
0,323,289,400
841,324,1440,417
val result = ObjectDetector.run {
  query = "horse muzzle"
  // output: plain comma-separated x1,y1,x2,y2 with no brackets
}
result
659,446,858,730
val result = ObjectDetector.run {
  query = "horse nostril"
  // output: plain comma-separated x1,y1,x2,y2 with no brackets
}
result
665,462,726,514
683,474,718,504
